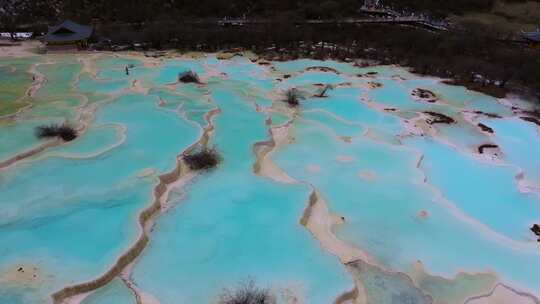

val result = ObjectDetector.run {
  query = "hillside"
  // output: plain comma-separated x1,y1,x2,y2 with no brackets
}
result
450,0,540,33
3,0,539,25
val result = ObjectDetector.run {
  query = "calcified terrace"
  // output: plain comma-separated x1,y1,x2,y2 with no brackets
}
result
0,47,539,304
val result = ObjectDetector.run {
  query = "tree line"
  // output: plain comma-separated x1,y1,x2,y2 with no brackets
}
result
4,0,540,26
96,20,539,101
1,0,539,102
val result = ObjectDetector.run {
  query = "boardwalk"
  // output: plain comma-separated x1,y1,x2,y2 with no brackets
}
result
216,17,448,31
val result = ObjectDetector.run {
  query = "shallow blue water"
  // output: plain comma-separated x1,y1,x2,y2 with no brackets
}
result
131,81,353,304
1,55,539,303
483,118,540,188
81,279,135,304
273,117,540,294
0,90,200,302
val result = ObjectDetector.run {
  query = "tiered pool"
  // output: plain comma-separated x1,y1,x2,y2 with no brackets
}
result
0,52,539,304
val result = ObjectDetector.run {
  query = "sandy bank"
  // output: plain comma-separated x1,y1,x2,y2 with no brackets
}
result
0,41,41,58
253,123,297,184
465,283,540,304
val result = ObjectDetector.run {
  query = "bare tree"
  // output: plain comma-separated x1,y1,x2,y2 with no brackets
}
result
285,88,299,107
317,84,334,97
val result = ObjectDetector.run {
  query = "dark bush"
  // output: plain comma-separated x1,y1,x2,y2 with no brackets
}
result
219,280,275,304
183,148,220,170
35,124,59,138
285,89,299,107
35,124,77,141
57,125,78,141
178,71,200,83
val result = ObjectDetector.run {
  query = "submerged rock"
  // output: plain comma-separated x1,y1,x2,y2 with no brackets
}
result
478,144,499,154
423,111,455,125
417,210,429,219
409,261,498,304
347,260,433,304
412,88,437,103
520,116,540,127
473,111,502,119
532,224,540,235
340,136,352,143
523,109,540,119
368,81,383,89
531,224,540,241
478,123,494,133
305,66,340,74
359,71,379,78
